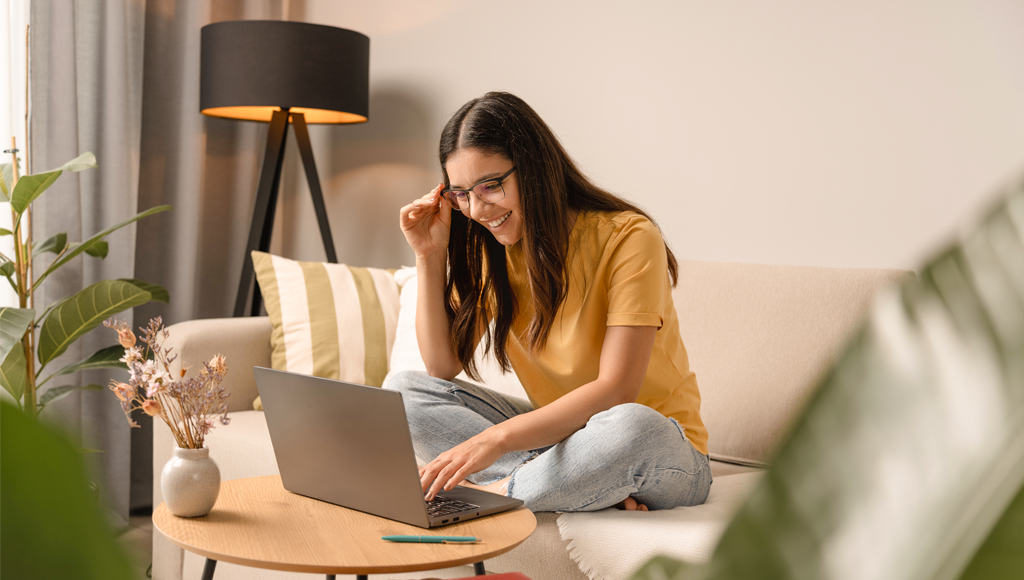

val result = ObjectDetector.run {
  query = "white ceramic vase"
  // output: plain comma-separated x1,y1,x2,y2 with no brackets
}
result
161,447,221,517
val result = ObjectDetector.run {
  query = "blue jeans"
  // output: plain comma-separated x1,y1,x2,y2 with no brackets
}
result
389,370,712,512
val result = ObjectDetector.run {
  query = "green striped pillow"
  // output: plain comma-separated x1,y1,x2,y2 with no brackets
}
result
251,252,400,409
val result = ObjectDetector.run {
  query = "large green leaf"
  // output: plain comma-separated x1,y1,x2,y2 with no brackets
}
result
631,179,1024,580
84,241,108,259
9,153,97,226
118,279,169,304
0,307,35,365
1,344,26,402
37,281,151,367
55,152,99,173
37,384,103,410
46,345,127,382
33,232,68,257
34,205,172,290
10,169,64,214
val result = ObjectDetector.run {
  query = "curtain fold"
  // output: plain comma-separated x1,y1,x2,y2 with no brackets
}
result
29,0,146,527
30,0,287,520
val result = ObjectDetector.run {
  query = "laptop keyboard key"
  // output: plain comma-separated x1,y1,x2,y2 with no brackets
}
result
426,496,480,517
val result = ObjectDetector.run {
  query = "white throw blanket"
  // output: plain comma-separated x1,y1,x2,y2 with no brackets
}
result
556,472,764,580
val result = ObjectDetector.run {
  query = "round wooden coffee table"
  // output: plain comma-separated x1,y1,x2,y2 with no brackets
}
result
153,475,536,579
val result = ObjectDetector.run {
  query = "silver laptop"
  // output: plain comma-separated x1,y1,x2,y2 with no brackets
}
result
253,366,524,528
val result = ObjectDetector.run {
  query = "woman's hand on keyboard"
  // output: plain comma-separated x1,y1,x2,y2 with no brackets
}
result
419,429,505,501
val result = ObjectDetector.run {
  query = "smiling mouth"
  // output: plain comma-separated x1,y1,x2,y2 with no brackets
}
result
485,212,512,229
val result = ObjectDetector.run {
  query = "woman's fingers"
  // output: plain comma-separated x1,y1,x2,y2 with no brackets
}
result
444,464,473,492
421,450,472,500
401,184,445,230
428,464,470,500
419,430,504,501
422,460,454,500
427,467,455,500
437,187,452,226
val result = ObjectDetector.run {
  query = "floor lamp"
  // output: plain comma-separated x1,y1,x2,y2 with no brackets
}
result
199,20,370,317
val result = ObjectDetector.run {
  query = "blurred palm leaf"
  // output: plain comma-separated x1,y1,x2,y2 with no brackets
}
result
633,177,1024,580
0,400,135,579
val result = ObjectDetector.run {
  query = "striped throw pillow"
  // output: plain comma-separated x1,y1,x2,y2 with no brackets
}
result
251,252,400,408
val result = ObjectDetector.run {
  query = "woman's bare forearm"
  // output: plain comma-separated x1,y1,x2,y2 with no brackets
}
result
415,254,463,379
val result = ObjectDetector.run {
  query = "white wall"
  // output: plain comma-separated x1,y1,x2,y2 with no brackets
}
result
275,0,1024,272
1,0,30,308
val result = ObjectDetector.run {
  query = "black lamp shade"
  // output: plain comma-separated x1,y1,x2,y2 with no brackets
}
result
200,20,369,124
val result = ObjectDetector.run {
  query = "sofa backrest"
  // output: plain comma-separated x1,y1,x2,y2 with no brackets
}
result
673,260,912,466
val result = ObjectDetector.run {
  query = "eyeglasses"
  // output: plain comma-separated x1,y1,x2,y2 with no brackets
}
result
441,167,516,211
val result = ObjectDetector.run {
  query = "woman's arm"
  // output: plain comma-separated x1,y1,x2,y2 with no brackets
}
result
400,185,464,378
420,324,657,499
414,252,463,379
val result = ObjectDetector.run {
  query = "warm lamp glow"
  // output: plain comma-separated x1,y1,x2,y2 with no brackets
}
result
200,106,367,124
200,20,370,317
200,21,369,126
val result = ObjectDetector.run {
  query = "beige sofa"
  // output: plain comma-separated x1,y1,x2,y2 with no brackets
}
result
152,260,911,580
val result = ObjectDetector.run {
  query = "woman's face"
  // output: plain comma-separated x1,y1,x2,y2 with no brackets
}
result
445,148,523,246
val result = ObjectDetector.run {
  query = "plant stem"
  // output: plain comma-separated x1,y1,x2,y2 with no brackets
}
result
25,208,32,309
9,139,37,418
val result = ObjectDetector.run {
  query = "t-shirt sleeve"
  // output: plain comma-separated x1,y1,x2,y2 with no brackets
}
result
604,216,669,328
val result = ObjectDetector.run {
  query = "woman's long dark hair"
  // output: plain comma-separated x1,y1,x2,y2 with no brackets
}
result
440,92,678,380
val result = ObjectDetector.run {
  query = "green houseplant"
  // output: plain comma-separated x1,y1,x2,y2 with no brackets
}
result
0,151,171,418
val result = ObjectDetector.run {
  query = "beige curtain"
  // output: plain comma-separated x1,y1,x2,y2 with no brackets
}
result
30,0,146,528
30,0,289,522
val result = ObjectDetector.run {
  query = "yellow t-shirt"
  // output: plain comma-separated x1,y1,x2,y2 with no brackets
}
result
504,210,708,455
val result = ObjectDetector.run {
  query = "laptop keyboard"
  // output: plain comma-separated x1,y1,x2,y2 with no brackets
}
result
426,496,480,517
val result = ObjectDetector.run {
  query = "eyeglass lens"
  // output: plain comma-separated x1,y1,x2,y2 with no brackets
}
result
444,181,504,211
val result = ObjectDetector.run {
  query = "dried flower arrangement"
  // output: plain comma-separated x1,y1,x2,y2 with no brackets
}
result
104,317,230,449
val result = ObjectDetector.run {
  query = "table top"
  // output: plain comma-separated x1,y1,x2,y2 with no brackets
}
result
152,475,536,575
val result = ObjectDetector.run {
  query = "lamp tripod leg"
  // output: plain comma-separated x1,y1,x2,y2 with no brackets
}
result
233,108,290,317
291,112,338,263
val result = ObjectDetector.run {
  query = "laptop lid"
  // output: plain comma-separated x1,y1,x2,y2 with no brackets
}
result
253,367,522,528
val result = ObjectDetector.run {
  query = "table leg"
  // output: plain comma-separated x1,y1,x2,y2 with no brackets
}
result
326,576,336,580
356,576,368,580
474,561,486,575
201,558,217,580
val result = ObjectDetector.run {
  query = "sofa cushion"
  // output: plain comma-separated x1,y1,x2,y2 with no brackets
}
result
557,471,765,578
383,266,530,401
673,260,911,466
200,410,280,481
251,251,401,406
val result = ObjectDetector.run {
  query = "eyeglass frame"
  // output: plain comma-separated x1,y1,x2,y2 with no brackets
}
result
441,166,516,210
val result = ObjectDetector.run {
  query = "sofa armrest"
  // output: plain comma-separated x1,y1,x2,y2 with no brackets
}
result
163,317,272,413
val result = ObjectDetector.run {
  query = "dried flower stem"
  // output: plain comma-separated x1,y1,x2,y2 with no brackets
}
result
104,317,230,449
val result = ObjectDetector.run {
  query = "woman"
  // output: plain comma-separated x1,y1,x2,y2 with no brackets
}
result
393,92,710,512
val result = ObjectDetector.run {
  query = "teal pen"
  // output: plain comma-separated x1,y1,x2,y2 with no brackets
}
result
381,535,480,544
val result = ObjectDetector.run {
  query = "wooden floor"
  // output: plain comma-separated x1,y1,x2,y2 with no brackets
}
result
118,511,154,579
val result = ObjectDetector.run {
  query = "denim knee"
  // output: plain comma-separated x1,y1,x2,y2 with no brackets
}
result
387,369,431,393
587,403,687,461
589,403,674,437
388,370,457,404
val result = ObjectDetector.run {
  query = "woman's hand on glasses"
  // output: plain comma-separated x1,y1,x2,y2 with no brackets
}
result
400,183,451,259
